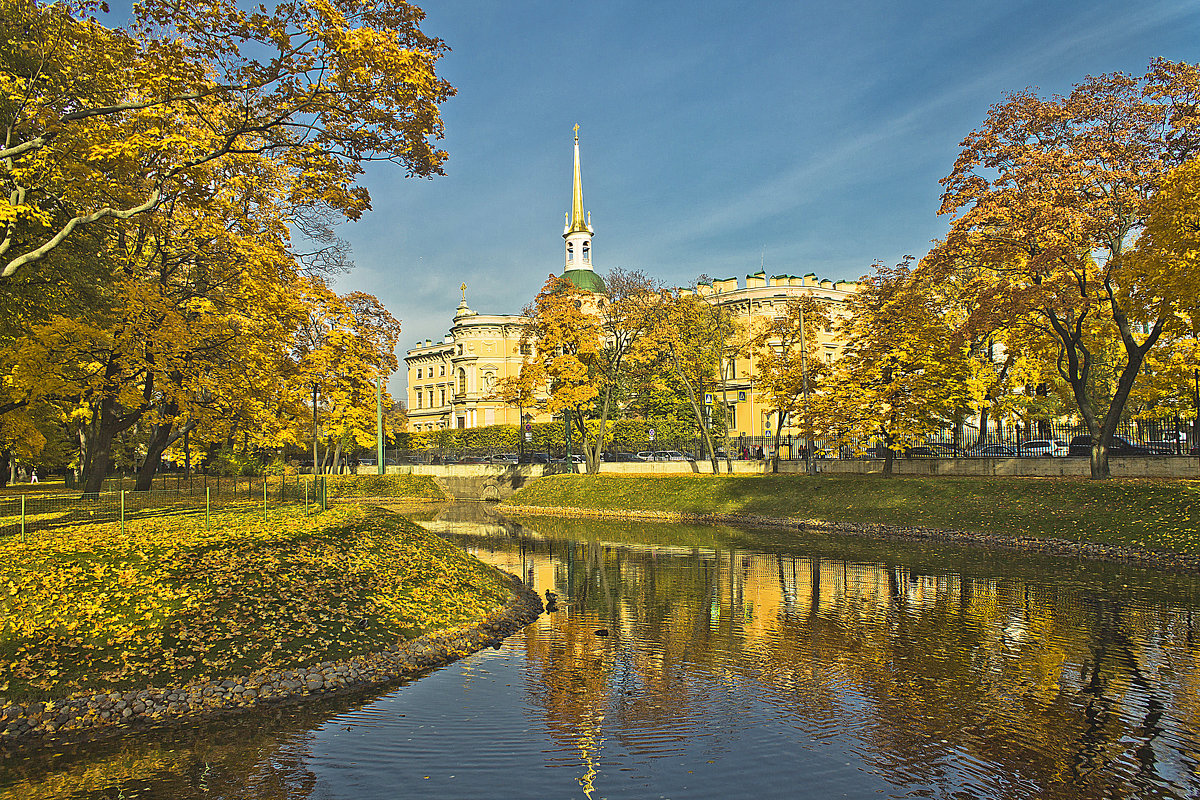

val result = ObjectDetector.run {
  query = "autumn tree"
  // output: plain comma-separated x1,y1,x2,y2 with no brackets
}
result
633,289,738,473
2,0,453,281
290,287,402,474
748,294,831,473
831,259,971,475
934,59,1200,478
518,274,602,465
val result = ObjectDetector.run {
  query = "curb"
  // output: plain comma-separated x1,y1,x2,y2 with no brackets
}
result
0,576,543,749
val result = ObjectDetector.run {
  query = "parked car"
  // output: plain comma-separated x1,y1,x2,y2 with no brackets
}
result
489,452,519,464
903,445,937,458
927,442,961,457
459,455,489,464
1019,439,1068,458
1144,440,1184,455
653,450,692,461
604,451,642,462
971,444,1017,457
1067,435,1153,456
517,452,551,464
634,451,656,461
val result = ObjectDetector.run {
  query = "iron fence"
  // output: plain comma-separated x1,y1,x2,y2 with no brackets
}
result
377,417,1197,466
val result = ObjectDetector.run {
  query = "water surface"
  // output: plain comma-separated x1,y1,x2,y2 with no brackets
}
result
2,503,1199,799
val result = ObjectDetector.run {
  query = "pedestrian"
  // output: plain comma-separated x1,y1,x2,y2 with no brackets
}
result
29,468,38,484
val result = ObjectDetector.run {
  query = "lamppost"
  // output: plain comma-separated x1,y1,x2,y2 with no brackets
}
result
798,299,813,476
376,374,385,475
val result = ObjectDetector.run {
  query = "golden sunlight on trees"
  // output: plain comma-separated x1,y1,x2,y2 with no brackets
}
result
831,259,971,475
934,59,1200,478
1,0,453,280
748,295,830,473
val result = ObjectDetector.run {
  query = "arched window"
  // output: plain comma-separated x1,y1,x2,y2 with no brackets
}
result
582,240,590,262
457,368,467,395
567,242,574,262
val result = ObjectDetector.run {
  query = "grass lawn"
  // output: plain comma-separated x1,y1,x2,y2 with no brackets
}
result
0,503,510,703
505,474,1200,555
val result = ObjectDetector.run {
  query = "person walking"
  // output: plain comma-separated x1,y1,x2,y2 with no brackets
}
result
29,468,38,484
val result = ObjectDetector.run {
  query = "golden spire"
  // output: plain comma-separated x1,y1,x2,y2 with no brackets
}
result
567,124,591,235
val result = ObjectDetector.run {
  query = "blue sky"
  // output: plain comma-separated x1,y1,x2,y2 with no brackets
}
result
321,0,1200,393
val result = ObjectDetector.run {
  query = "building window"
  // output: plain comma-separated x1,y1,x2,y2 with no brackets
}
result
427,390,434,408
440,388,446,406
457,416,466,429
457,344,463,356
520,342,531,356
416,392,422,409
567,242,574,262
416,368,422,379
582,240,590,262
457,368,467,395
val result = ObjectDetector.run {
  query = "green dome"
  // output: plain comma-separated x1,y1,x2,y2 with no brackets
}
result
562,269,606,293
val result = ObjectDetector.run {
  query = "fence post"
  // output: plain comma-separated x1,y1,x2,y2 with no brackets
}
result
304,480,309,515
263,480,267,520
120,490,125,536
206,487,211,530
20,494,25,543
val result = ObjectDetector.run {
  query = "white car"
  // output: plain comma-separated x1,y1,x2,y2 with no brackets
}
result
1019,439,1068,457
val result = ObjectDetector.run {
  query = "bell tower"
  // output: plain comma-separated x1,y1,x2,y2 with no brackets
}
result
563,124,594,273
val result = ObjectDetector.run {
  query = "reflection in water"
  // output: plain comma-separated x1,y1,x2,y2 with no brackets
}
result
2,504,1199,799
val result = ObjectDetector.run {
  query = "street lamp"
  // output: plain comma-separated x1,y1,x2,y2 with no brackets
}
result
798,299,813,476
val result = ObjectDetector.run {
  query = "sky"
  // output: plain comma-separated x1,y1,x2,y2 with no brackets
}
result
319,0,1200,394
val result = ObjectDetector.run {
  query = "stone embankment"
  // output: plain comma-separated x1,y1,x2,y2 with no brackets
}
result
501,505,1200,573
0,577,543,747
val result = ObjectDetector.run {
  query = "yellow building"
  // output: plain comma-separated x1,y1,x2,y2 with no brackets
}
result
685,272,857,439
405,128,858,437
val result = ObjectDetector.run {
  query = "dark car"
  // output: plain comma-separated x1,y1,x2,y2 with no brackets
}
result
1067,434,1153,456
971,444,1017,457
903,445,936,458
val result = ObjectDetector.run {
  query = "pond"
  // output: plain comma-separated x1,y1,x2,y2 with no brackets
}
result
2,503,1200,799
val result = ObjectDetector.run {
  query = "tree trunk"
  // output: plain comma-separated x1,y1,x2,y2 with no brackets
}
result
771,413,784,474
881,431,895,476
136,417,197,491
668,342,719,473
0,449,10,488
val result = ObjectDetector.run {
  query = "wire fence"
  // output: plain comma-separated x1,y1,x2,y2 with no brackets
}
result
0,474,330,541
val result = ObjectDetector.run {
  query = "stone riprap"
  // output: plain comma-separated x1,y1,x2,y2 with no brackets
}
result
0,577,543,748
500,505,1200,574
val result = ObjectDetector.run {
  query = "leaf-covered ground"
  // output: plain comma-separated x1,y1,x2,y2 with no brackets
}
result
0,504,510,702
506,474,1200,555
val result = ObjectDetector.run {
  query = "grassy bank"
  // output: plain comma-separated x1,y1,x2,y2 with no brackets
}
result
0,504,509,703
505,474,1200,555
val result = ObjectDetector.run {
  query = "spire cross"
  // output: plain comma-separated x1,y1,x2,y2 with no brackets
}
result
573,123,579,142
460,282,466,301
